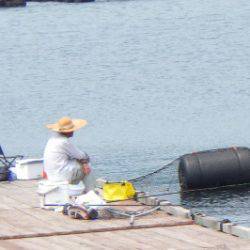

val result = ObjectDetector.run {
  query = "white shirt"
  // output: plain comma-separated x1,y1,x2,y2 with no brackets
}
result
43,133,89,181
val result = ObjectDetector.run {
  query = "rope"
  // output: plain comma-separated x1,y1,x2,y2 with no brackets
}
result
166,170,176,191
136,181,250,200
128,158,179,183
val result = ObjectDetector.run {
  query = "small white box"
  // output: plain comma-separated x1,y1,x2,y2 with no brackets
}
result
38,180,85,209
15,158,43,180
38,181,70,208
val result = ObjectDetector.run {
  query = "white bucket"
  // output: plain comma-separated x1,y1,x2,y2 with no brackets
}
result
15,158,43,180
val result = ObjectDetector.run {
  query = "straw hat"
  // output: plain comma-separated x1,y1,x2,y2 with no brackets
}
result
46,117,87,133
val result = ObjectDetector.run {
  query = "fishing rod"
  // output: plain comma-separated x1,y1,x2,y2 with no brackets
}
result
43,203,171,207
43,203,250,208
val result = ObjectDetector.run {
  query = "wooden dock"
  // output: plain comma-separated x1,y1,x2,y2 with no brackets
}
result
0,180,249,249
0,0,26,7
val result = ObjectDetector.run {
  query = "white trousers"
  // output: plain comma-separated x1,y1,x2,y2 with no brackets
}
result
69,162,96,192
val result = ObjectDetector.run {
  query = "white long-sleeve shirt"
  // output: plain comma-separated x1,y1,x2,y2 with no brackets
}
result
43,133,89,181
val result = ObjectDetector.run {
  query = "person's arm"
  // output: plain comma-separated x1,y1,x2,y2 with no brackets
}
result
64,140,89,162
64,140,91,175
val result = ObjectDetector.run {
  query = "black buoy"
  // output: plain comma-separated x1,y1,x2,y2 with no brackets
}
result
178,147,250,190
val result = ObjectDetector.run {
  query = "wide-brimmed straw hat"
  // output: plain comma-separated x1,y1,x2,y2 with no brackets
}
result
46,117,87,133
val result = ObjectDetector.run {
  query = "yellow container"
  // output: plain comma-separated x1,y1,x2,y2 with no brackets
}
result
103,181,136,202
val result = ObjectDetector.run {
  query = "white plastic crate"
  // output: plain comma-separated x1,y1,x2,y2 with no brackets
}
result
15,158,43,180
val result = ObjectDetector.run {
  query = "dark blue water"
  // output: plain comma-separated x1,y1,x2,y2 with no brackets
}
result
1,0,250,225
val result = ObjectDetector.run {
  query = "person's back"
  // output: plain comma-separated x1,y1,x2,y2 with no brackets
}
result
44,133,75,181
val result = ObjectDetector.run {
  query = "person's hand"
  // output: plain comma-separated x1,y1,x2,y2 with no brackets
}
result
82,163,91,175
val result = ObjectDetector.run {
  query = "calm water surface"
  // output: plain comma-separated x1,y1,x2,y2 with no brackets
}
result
1,0,250,225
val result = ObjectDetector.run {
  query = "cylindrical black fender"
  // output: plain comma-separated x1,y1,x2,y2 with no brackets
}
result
178,147,250,190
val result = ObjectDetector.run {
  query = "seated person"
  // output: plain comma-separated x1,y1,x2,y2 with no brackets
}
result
43,116,95,192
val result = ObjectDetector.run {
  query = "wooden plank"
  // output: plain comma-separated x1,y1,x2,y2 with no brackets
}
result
176,225,250,247
150,226,250,249
107,230,161,249
2,235,111,250
0,235,102,250
3,226,249,250
0,196,30,210
150,226,213,248
0,219,23,237
121,228,189,249
0,180,248,250
0,219,193,240
0,239,45,250
0,191,38,209
75,232,143,249
80,231,155,249
67,235,111,249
